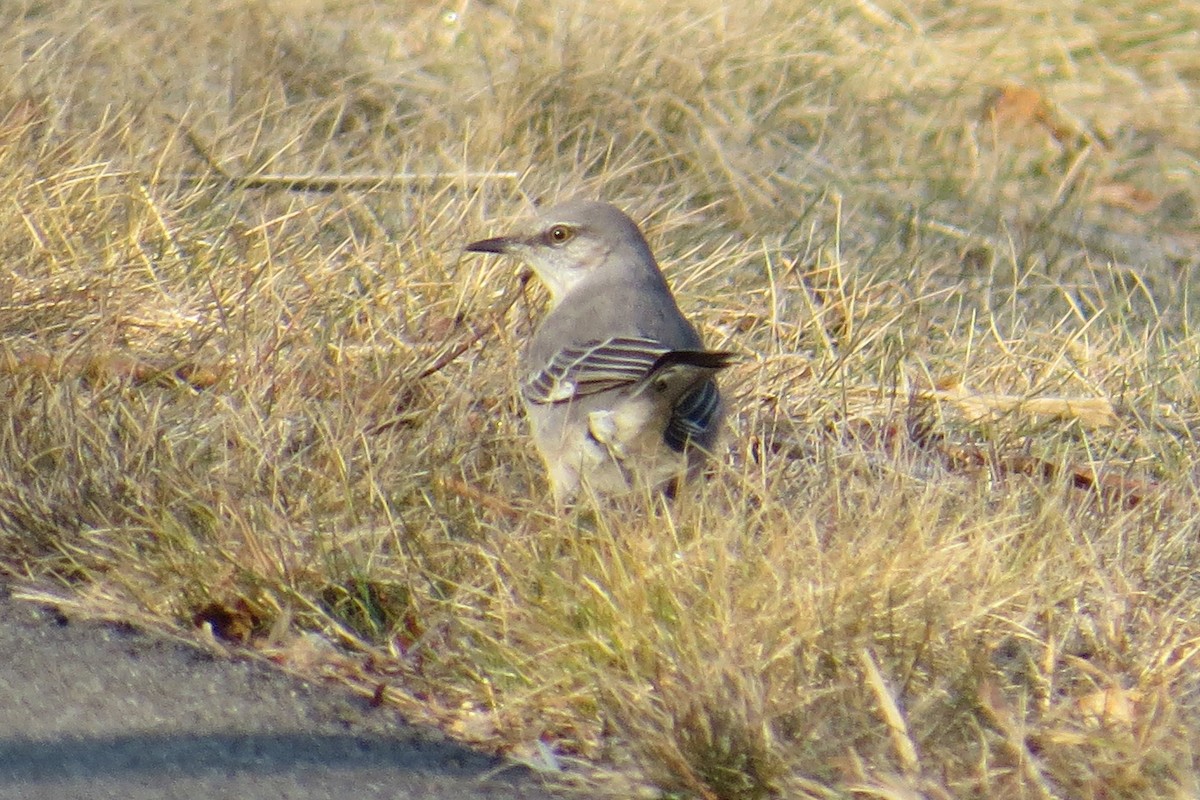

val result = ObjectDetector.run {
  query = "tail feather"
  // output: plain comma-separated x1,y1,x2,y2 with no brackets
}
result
639,350,735,402
637,350,734,453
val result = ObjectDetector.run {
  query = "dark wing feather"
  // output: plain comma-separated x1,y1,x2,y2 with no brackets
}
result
523,337,670,406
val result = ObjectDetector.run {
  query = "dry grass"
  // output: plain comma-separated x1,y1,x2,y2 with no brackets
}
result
3,0,1200,796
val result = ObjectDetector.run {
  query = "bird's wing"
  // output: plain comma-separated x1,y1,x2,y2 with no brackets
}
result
664,377,723,452
523,337,670,406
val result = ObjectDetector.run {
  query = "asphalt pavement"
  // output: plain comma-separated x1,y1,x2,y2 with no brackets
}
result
0,582,565,800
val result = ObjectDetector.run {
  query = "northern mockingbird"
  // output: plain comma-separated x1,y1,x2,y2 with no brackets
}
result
464,199,733,502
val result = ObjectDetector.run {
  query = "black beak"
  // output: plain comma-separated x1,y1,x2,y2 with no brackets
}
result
464,236,513,254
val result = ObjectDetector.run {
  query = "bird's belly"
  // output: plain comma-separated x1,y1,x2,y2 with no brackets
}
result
526,397,686,499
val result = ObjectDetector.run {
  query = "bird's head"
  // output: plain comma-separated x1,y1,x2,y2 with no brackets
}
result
465,200,659,304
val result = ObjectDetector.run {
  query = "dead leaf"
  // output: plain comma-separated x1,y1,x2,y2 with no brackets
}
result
980,83,1078,146
1091,181,1162,214
928,385,1118,428
261,630,343,671
191,598,258,644
1075,686,1142,728
449,703,500,743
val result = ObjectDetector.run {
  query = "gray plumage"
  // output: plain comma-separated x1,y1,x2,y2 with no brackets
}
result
465,200,732,501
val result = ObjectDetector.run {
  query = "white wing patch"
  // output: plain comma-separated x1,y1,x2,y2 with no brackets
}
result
542,379,577,403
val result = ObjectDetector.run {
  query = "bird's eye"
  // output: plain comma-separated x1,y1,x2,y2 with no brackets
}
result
546,225,573,245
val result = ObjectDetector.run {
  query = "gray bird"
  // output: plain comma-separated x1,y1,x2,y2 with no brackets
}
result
464,199,733,502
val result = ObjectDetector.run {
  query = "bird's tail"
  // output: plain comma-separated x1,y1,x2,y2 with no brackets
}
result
637,350,736,403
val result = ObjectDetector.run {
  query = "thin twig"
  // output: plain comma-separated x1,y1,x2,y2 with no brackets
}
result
162,171,521,191
179,124,517,191
417,271,530,379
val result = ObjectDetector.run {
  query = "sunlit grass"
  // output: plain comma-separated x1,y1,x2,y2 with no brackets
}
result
2,0,1199,796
